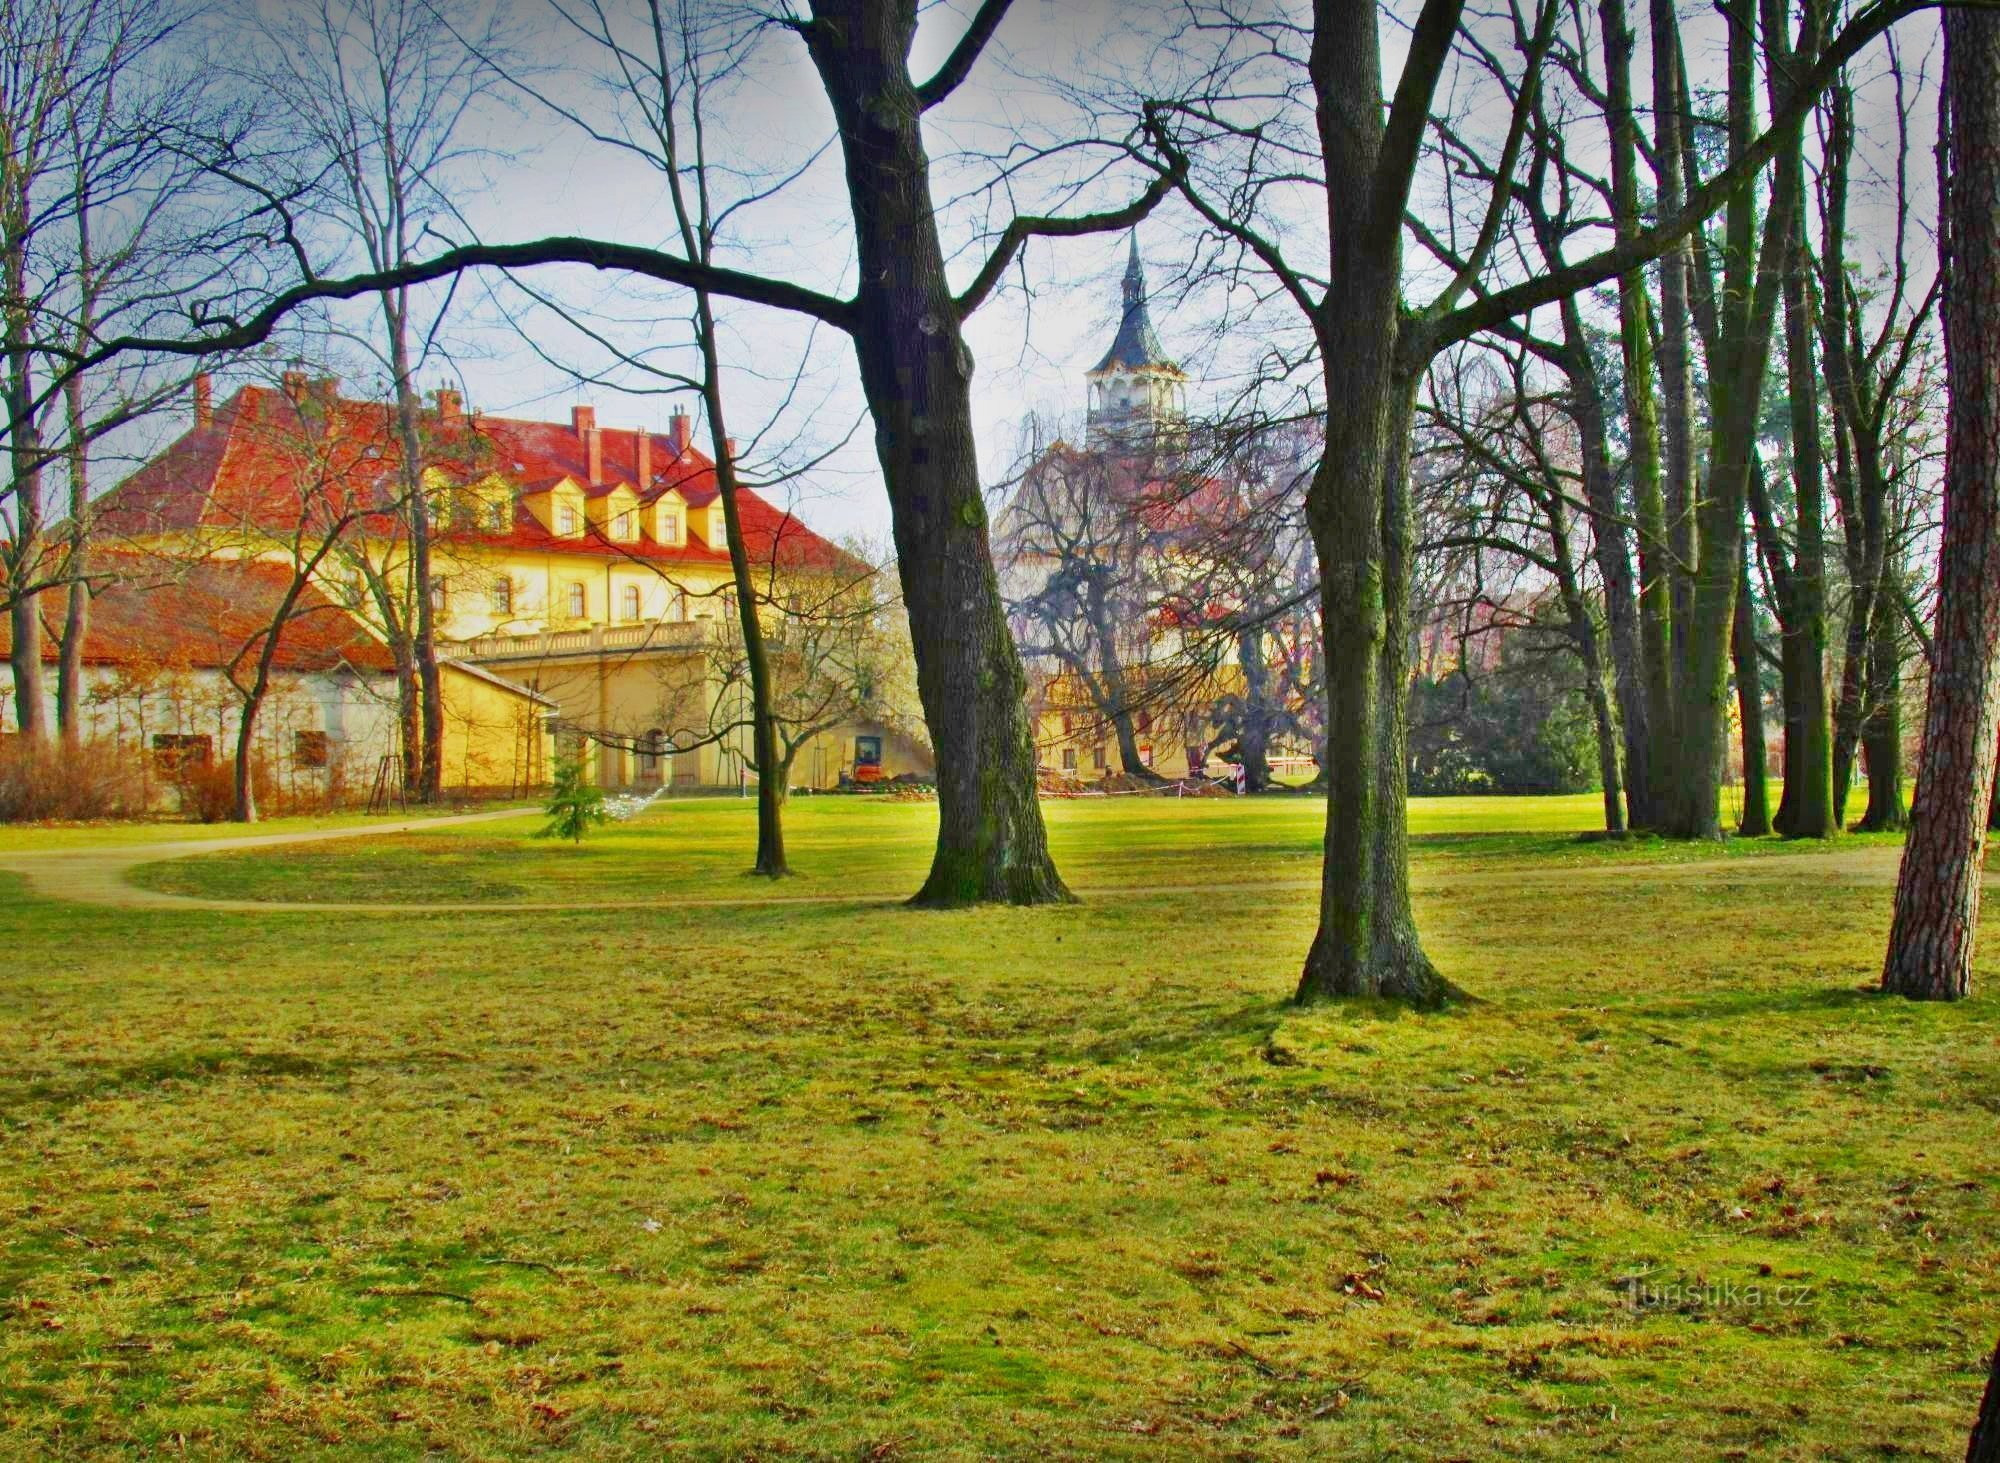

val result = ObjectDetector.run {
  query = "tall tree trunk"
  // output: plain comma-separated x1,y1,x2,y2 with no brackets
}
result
394,643,421,796
1294,0,1461,1005
56,201,95,750
5,317,47,743
1882,7,2000,1001
1604,0,1673,827
696,288,789,877
1746,452,1802,833
1734,544,1772,835
1971,1336,2000,1463
1300,369,1452,1005
1858,567,1907,830
1779,172,1837,837
1562,294,1650,828
1819,80,1892,828
1237,625,1273,791
1666,0,1798,839
804,0,1068,906
384,296,444,803
1548,491,1626,834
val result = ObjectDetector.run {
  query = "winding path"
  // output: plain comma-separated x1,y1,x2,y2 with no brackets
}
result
0,809,1935,916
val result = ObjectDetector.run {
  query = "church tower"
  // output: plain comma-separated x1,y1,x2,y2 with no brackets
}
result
1084,234,1187,451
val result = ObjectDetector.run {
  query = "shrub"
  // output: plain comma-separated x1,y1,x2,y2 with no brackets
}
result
537,753,606,844
173,757,239,823
1408,643,1601,797
0,739,146,822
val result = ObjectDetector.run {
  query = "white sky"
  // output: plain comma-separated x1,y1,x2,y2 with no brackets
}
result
153,0,1943,551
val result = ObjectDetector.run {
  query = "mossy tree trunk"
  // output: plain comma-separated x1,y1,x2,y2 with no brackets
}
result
1882,4,2000,1001
1775,151,1836,837
1601,0,1673,828
803,0,1069,906
1857,562,1907,831
1663,0,1804,840
1733,544,1771,835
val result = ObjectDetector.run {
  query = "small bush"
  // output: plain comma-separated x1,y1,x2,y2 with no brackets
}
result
174,758,239,823
537,754,606,844
0,739,146,821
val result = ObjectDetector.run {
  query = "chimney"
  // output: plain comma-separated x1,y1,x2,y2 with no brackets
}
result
723,436,737,466
192,373,213,428
281,368,309,398
571,404,596,437
636,428,651,488
586,426,603,485
433,387,462,423
667,407,690,457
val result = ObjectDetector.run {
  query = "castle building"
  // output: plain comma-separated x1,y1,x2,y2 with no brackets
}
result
91,377,930,793
999,235,1320,788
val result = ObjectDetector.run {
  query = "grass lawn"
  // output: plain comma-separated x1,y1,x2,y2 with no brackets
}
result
2,795,1995,1458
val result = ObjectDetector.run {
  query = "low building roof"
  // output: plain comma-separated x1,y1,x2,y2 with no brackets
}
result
1,555,396,675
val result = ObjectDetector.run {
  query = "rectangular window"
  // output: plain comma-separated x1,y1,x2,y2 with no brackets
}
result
1092,745,1108,770
1060,747,1077,771
1136,710,1152,734
429,576,448,612
489,578,512,615
294,730,330,768
658,510,681,545
557,503,580,535
485,498,510,532
152,733,212,773
566,582,587,620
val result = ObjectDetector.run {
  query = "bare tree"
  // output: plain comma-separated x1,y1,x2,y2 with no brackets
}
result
210,373,398,821
245,0,509,803
997,423,1178,782
1418,342,1628,832
1,0,230,744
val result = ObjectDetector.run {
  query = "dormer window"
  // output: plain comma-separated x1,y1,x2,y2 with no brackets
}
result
557,503,580,535
612,509,637,542
658,509,682,546
484,498,510,532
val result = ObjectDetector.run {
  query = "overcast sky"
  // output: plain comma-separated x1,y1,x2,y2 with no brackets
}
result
174,0,1943,551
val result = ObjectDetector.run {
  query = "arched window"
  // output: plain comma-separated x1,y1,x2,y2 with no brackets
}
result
566,582,587,620
620,585,641,621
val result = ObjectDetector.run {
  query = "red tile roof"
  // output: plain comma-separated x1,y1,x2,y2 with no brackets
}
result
96,384,858,575
2,554,396,675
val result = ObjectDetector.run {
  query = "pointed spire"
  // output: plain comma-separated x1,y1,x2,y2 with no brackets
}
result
1090,229,1173,376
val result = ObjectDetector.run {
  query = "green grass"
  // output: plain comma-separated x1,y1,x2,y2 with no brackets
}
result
2,795,1995,1458
130,792,1910,906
